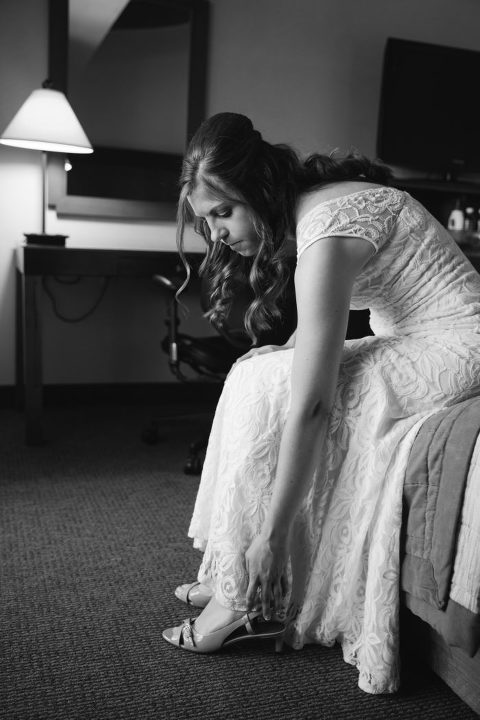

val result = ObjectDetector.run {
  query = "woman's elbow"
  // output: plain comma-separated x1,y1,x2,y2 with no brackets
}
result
289,397,332,424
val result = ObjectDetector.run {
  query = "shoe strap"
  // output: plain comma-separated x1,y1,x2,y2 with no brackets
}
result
244,611,261,636
181,618,196,648
185,581,200,604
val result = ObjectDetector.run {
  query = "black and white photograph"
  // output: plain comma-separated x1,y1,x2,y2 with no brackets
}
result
1,1,479,718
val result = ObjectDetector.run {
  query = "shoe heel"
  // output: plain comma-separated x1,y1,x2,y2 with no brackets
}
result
275,636,284,653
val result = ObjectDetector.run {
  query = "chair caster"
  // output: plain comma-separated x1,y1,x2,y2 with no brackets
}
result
184,444,205,475
184,438,207,475
141,421,161,445
184,456,204,475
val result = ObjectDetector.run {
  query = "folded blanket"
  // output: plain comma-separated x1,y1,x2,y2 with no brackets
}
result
401,398,480,625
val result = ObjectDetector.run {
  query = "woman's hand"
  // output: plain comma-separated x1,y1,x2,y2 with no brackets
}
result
245,533,289,620
235,343,286,364
227,344,287,380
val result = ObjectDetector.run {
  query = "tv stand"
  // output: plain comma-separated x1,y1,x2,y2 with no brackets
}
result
394,177,480,194
392,176,480,229
392,177,480,270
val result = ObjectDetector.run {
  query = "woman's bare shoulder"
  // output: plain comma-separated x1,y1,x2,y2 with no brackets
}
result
296,181,383,225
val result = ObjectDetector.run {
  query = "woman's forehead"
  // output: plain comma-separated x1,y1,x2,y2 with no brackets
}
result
188,184,223,216
188,179,240,215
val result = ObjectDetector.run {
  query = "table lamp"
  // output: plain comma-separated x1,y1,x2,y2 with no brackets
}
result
0,80,93,246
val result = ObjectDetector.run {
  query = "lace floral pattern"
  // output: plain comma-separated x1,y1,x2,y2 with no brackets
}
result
187,188,480,694
296,186,404,257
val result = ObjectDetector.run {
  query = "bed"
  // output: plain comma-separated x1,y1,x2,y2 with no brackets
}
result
400,396,480,713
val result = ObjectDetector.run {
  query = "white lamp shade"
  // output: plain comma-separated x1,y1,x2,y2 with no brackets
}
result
0,88,93,154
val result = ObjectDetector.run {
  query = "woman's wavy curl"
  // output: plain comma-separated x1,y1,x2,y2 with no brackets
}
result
176,112,392,344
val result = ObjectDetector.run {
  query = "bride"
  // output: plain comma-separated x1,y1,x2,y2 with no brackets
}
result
161,112,480,694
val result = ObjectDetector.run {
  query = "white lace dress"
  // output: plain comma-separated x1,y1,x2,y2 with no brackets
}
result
187,187,480,694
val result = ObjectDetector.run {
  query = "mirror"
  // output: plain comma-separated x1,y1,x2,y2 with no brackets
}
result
47,0,209,221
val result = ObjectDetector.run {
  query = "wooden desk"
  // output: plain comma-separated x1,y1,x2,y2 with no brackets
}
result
16,244,196,445
15,244,480,445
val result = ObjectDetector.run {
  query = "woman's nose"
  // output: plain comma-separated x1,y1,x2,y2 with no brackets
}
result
211,226,228,244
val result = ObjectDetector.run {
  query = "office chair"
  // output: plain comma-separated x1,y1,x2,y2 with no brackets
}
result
156,273,252,382
143,262,297,473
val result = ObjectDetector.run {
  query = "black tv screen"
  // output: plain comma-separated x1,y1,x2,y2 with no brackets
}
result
377,38,480,176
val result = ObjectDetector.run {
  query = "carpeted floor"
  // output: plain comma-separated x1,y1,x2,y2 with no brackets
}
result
0,401,478,720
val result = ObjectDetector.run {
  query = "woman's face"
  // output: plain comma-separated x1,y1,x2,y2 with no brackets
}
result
188,182,261,257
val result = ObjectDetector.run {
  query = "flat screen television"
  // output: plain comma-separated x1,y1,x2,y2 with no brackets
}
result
377,38,480,178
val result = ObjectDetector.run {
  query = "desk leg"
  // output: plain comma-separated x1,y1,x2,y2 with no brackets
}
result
22,274,44,445
15,268,24,410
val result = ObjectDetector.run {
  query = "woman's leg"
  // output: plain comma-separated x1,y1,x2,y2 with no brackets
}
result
193,598,245,634
187,349,294,622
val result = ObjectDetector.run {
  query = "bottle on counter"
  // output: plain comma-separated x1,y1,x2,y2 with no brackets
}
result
447,199,465,242
464,206,476,234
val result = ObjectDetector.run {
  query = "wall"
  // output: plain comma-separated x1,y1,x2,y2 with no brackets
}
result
2,0,480,388
206,0,480,157
0,0,47,387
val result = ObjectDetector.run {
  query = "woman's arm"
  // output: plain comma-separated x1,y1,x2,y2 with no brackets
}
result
245,233,374,618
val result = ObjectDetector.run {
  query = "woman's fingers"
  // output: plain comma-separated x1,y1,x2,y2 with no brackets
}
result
260,580,273,620
227,345,284,379
261,578,287,620
245,535,288,619
245,578,259,612
246,574,274,618
236,344,280,365
247,576,284,620
273,578,284,612
238,351,256,362
237,348,261,363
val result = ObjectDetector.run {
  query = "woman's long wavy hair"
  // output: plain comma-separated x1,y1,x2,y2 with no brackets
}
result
176,112,392,344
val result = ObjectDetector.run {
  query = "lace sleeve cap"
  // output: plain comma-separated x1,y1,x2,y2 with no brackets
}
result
296,187,404,259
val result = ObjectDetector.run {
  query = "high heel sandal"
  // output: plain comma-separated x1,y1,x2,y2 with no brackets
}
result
162,610,285,654
174,581,213,609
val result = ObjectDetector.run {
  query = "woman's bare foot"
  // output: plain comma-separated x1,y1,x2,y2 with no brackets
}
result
192,582,211,598
193,597,244,635
175,581,213,608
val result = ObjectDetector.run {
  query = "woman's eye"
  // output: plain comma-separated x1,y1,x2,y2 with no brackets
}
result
216,209,232,218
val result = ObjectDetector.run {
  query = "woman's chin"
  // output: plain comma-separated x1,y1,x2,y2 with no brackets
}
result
235,244,259,257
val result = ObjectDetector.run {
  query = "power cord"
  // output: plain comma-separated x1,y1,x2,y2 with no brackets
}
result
42,275,111,323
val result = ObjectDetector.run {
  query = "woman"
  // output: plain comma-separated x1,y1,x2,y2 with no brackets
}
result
162,113,480,694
